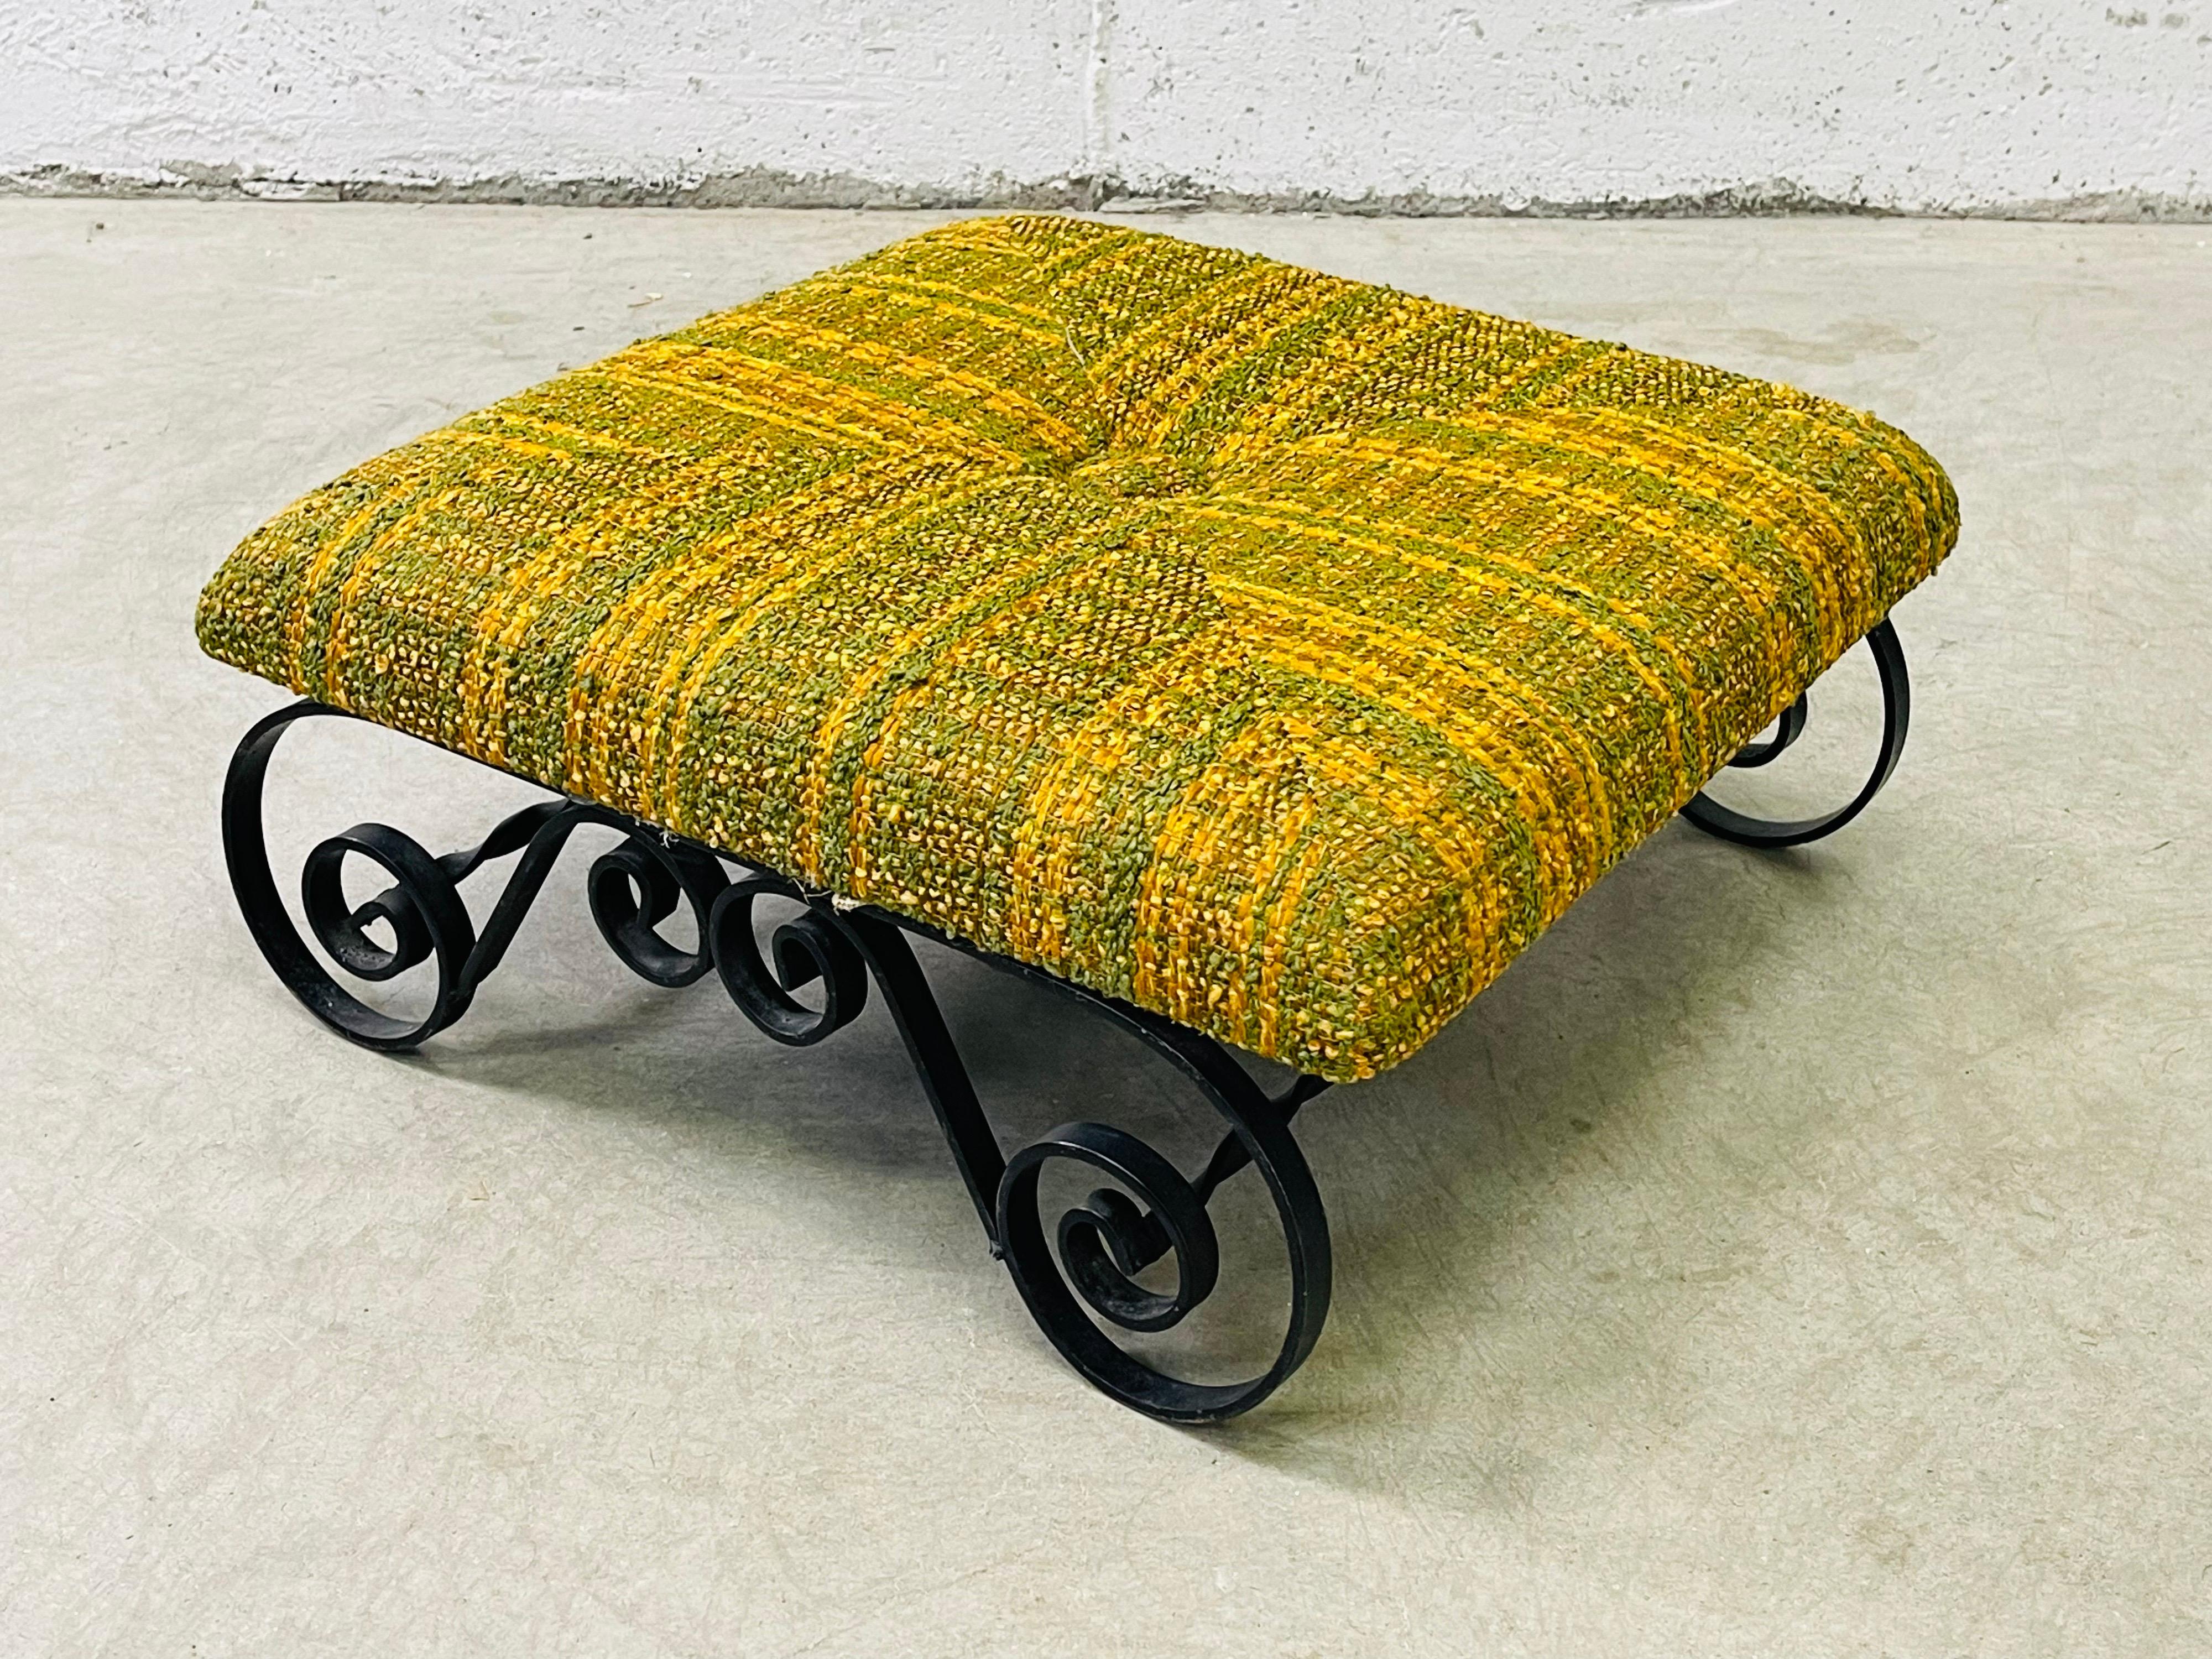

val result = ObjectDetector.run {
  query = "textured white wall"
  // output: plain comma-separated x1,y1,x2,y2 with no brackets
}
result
0,3,1092,202
3,0,2206,214
1107,1,2210,213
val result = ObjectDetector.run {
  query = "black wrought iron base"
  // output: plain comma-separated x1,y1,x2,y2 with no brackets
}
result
225,700,1331,1422
218,623,1907,1423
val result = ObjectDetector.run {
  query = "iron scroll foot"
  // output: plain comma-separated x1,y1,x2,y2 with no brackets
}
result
223,700,1334,1423
1680,617,1912,849
222,701,723,1048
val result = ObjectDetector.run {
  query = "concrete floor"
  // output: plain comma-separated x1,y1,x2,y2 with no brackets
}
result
3,201,2208,1656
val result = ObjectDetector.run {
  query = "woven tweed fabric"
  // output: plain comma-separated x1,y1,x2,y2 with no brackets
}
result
197,214,1958,1082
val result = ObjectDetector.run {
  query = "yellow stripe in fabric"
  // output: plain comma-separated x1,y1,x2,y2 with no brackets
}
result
1322,429,1792,630
1128,713,1306,1024
1202,484,1707,697
636,333,1040,457
1115,277,1353,452
1429,408,1866,647
314,484,467,689
1087,264,1259,383
832,274,1068,345
281,481,425,688
647,473,1019,848
1210,573,1614,905
1272,722,1509,972
564,453,1000,811
834,519,1204,941
792,515,1099,874
1751,401,1949,574
1002,622,1240,964
1188,493,1702,775
461,445,790,766
731,315,1094,457
1206,298,1444,462
447,415,674,463
585,361,920,456
1251,789,1333,1056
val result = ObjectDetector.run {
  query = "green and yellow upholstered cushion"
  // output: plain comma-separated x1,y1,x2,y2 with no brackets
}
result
196,215,1958,1082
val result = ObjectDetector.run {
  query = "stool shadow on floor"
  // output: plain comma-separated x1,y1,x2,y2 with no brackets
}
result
1211,821,1917,1496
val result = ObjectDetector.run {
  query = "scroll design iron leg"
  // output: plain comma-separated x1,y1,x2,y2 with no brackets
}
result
713,898,1335,1420
1681,617,1912,849
990,1022,1331,1423
815,911,1334,1422
224,699,714,1048
224,700,1335,1422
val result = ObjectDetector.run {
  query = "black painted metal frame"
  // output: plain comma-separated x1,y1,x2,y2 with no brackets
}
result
217,619,1908,1422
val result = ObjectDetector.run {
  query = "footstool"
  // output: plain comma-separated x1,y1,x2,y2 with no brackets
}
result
197,215,1957,1421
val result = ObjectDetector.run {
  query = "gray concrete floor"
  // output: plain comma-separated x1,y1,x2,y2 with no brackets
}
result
3,201,2209,1656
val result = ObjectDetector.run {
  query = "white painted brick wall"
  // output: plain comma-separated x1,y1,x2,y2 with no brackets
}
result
3,1,2206,213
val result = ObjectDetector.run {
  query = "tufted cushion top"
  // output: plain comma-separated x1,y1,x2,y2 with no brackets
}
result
197,215,1958,1081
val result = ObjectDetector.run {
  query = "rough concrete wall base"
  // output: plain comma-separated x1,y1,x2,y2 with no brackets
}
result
6,165,2208,223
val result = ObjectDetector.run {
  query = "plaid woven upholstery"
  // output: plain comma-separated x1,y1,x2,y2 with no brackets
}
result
197,215,1958,1081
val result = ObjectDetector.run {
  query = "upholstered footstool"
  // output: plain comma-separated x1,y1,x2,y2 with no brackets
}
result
197,216,1957,1421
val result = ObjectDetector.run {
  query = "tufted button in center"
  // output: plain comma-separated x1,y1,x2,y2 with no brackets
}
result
1067,451,1209,500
